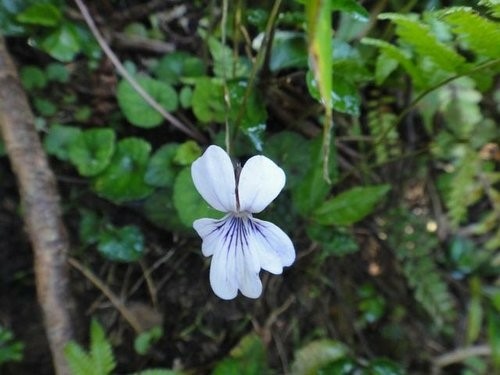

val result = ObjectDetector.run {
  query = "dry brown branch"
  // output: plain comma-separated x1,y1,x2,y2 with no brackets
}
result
0,37,74,375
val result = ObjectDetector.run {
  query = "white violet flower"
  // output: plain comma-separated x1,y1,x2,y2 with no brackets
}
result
191,145,296,300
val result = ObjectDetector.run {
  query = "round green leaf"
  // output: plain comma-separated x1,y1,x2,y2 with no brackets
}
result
192,77,226,123
20,65,47,90
117,76,178,128
44,124,82,161
40,22,81,62
143,189,185,232
94,138,154,203
97,225,144,262
16,3,62,27
173,167,220,228
145,143,180,187
173,141,201,166
68,128,116,176
153,52,205,85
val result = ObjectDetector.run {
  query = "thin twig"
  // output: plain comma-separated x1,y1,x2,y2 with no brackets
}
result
68,257,144,334
73,0,206,143
431,345,491,375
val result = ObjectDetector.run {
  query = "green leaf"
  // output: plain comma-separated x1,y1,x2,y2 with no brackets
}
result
143,189,185,232
331,0,369,22
367,358,405,375
97,225,144,262
442,7,500,59
117,76,178,128
94,138,154,203
20,65,47,90
46,62,69,83
79,209,103,246
179,86,193,109
269,31,308,71
153,51,205,85
208,37,250,79
488,307,500,368
317,357,359,374
43,124,81,161
379,13,466,73
466,277,483,344
16,3,61,27
145,143,180,187
33,97,57,116
212,334,267,375
89,320,116,375
292,137,336,215
64,342,95,375
192,77,226,123
134,326,163,355
173,167,220,228
306,224,359,259
374,51,399,85
68,128,116,177
40,22,81,62
173,141,201,166
290,340,348,375
313,185,390,226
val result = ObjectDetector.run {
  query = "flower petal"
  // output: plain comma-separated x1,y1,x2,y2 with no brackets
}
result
238,155,286,213
198,215,262,299
193,216,228,257
191,145,236,212
250,218,295,270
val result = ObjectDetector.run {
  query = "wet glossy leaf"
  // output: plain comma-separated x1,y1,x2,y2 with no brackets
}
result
94,138,153,202
97,225,144,262
68,128,116,177
269,31,308,71
173,167,220,228
117,76,178,128
331,0,369,22
313,185,390,226
145,143,180,187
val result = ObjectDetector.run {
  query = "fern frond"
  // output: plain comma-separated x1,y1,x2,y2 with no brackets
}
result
64,342,95,375
441,7,500,58
89,320,116,375
386,209,456,328
379,13,467,74
361,38,424,87
367,96,399,164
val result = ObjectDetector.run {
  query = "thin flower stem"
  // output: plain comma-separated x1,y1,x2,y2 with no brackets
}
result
73,0,206,143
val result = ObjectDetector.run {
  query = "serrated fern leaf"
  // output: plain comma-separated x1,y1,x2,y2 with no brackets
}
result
386,209,456,328
379,13,467,74
64,342,95,375
367,96,400,164
441,7,500,58
90,320,116,375
362,38,424,86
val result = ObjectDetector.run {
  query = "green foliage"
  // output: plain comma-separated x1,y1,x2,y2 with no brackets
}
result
385,209,456,329
97,224,144,262
145,143,181,187
290,340,348,375
68,128,116,177
43,124,82,161
93,138,153,203
192,77,226,123
16,2,61,27
153,52,205,85
306,224,359,259
64,320,116,375
212,334,267,375
117,77,178,128
173,167,220,227
134,326,163,355
313,185,390,226
0,325,24,364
